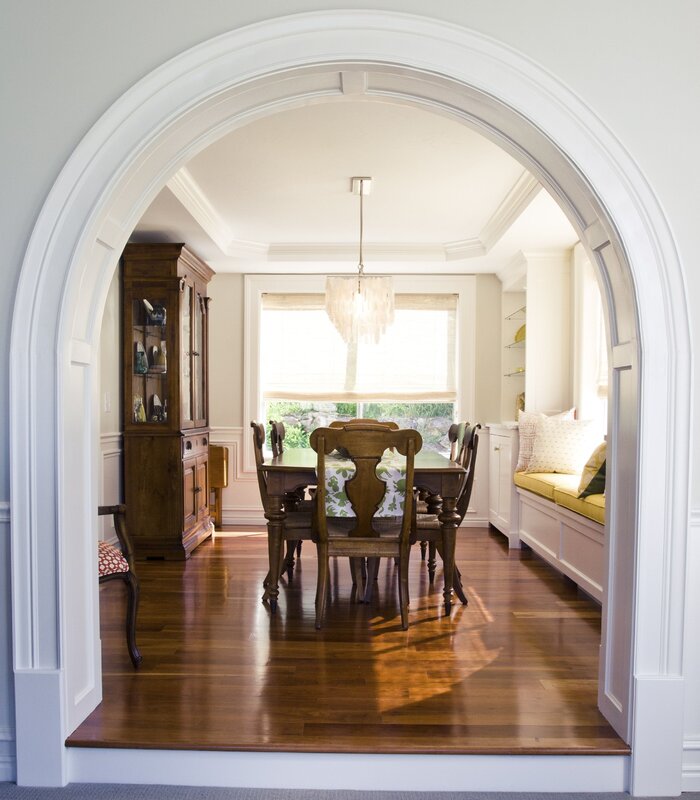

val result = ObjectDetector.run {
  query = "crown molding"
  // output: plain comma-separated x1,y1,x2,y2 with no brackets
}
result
480,171,542,251
444,237,486,260
168,164,541,265
167,169,268,259
497,251,528,291
267,242,448,262
167,168,234,253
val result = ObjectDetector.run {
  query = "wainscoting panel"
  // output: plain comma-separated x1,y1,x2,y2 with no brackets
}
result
0,501,16,780
99,433,123,543
683,509,700,790
209,427,265,526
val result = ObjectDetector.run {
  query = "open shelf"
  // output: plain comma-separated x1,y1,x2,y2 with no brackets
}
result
505,305,526,321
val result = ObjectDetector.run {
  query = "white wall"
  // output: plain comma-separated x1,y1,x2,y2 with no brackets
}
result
475,275,503,423
2,1,699,790
524,253,572,414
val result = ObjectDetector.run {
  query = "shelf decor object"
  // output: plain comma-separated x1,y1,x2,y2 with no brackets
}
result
325,177,394,344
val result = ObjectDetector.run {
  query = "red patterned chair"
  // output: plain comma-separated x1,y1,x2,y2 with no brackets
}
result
98,505,142,667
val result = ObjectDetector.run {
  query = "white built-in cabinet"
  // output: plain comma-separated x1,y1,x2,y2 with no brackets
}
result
486,424,520,548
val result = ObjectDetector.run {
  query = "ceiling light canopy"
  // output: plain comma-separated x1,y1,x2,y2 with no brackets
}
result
325,177,395,344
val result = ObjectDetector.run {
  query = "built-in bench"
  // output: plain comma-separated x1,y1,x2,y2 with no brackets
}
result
513,471,605,602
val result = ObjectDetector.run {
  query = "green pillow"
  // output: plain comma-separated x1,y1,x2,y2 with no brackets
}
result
578,442,606,498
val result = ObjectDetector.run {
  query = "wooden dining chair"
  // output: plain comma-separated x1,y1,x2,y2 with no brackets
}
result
310,422,422,630
416,421,470,560
328,418,399,429
251,421,313,582
98,504,142,668
268,419,313,513
411,423,481,605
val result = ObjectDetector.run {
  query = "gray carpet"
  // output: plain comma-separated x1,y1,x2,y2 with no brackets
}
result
1,787,699,799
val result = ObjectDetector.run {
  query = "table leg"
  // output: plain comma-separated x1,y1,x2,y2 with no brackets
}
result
263,496,285,613
425,493,441,580
438,496,460,614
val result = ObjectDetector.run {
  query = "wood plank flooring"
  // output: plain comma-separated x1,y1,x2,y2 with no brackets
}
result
67,526,629,755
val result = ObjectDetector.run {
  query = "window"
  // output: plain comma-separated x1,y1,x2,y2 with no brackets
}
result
244,275,476,462
259,293,458,452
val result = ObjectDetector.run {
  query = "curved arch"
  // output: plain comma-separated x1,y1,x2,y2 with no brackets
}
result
9,10,690,793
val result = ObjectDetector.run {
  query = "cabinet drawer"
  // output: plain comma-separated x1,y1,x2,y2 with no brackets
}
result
182,433,209,459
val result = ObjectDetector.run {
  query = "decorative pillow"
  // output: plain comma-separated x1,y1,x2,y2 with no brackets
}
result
578,442,606,497
516,408,575,472
98,540,129,577
526,417,598,475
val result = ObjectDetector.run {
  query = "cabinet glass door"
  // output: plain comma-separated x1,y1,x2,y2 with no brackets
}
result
193,290,206,425
181,281,193,426
130,295,169,426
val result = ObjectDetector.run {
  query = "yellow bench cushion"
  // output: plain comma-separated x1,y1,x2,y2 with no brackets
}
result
513,471,580,501
553,486,605,524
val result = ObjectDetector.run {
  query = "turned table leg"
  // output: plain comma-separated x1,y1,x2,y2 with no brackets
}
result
263,496,285,613
438,496,460,614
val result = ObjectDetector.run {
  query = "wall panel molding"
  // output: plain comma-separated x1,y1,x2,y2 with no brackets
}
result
99,432,123,543
210,427,262,525
683,510,700,790
0,505,15,781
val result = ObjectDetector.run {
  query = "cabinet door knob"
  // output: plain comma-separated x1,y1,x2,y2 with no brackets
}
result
194,486,201,494
493,446,501,452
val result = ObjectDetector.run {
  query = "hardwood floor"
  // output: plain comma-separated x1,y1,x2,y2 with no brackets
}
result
68,527,628,755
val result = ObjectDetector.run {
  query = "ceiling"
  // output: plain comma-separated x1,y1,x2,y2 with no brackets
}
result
132,99,579,288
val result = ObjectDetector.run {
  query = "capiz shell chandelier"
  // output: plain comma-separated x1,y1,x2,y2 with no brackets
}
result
325,177,395,344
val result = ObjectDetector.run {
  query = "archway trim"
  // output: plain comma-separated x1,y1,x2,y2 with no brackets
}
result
9,11,690,794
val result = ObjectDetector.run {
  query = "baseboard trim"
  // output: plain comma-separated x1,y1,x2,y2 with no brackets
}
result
222,506,265,527
683,738,700,791
0,754,16,782
67,748,629,792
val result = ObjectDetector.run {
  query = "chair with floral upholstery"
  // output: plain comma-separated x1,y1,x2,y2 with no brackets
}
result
310,422,422,630
98,504,142,667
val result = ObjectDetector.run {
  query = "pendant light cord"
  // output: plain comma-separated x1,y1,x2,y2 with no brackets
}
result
358,179,365,285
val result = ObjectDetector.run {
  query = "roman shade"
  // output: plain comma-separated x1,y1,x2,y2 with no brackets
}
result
260,293,457,402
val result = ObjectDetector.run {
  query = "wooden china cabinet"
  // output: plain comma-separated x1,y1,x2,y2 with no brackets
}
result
121,243,214,559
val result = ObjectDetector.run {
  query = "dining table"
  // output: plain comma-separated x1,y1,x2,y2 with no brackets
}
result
260,447,466,614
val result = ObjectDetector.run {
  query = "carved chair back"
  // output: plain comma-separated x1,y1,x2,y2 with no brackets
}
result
455,424,481,523
310,422,422,547
328,418,399,430
250,421,271,513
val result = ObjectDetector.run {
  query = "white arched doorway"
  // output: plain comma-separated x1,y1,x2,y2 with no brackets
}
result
9,11,690,795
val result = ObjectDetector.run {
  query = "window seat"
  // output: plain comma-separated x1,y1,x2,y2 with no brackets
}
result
513,471,605,602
